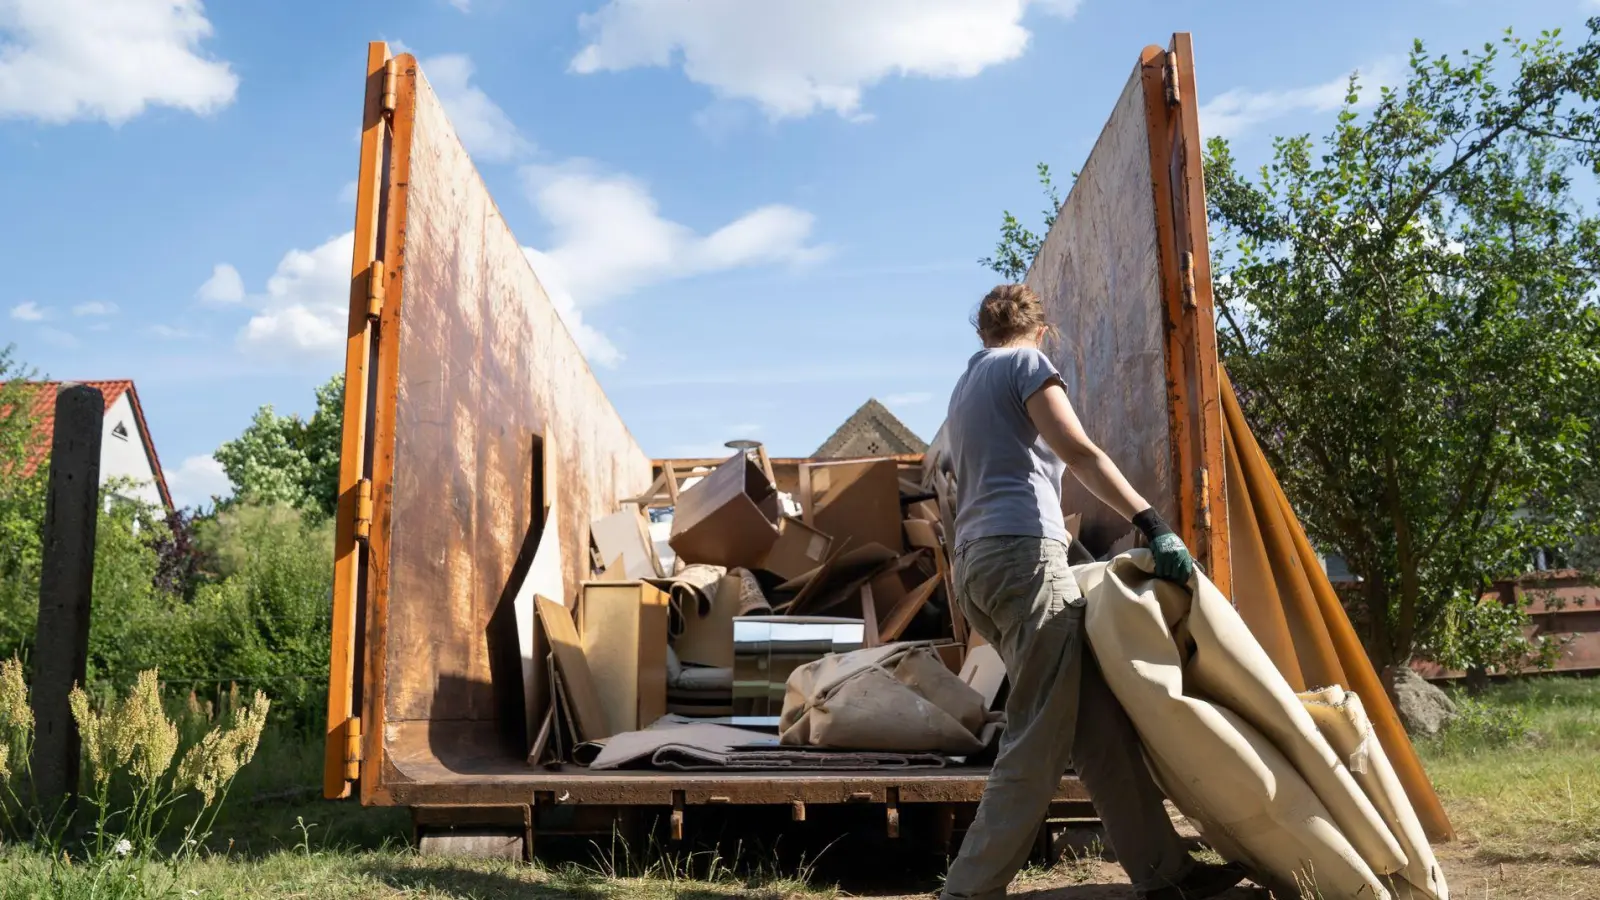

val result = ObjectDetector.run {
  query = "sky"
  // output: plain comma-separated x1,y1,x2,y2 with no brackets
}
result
3,0,1597,509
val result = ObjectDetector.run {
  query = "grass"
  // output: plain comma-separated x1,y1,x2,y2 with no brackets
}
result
1419,676,1600,868
2,678,1596,898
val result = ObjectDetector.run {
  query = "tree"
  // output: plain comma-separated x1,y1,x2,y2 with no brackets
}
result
214,374,343,516
0,346,47,657
1203,25,1600,670
983,24,1600,672
978,163,1063,281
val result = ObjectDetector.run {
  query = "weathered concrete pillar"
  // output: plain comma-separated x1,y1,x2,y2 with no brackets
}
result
30,384,103,813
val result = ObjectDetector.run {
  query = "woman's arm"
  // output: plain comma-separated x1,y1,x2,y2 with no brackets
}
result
1027,380,1196,582
1024,381,1149,521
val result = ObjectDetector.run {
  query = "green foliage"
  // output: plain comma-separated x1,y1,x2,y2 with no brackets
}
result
1430,692,1533,752
1202,24,1600,667
214,374,344,517
1,660,270,899
0,346,46,662
978,163,1063,281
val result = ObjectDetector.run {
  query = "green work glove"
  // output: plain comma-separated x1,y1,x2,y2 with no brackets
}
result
1133,508,1195,585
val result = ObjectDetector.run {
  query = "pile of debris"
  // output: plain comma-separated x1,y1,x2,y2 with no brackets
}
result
527,448,1007,771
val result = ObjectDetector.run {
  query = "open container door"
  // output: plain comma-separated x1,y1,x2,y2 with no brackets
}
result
1021,33,1452,841
1023,35,1228,591
324,42,655,805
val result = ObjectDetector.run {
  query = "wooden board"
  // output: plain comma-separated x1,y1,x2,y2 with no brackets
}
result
537,596,612,742
578,582,669,736
345,49,654,801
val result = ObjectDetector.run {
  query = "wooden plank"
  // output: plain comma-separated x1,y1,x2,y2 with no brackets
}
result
538,596,612,742
578,583,669,735
326,40,390,802
357,50,654,802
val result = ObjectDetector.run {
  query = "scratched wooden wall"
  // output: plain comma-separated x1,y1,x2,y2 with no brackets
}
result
383,65,653,732
1025,61,1175,552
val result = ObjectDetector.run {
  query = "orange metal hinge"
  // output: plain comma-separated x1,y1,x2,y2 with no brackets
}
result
354,479,373,541
343,716,363,781
365,260,386,320
381,59,398,113
1163,51,1180,105
1180,251,1197,310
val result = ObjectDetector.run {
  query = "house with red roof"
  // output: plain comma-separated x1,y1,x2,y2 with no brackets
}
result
11,380,172,511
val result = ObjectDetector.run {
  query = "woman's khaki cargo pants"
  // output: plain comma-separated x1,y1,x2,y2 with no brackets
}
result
940,536,1194,900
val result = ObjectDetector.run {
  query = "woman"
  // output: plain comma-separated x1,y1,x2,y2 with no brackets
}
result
939,284,1246,900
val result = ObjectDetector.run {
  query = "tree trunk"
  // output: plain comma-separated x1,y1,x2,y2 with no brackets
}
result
1464,666,1491,694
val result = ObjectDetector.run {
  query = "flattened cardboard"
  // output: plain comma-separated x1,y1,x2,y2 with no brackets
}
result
591,509,662,580
806,460,904,553
536,596,611,742
674,573,741,668
904,518,939,551
959,643,1007,710
758,517,834,582
880,573,941,642
806,549,926,617
669,454,781,567
778,543,900,614
933,642,965,674
579,582,670,736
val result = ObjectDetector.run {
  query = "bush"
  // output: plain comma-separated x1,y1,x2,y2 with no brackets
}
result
1429,693,1533,753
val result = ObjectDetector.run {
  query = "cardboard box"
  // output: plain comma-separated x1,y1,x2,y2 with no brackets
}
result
591,509,662,580
669,454,781,567
758,517,834,581
805,459,904,553
578,582,670,736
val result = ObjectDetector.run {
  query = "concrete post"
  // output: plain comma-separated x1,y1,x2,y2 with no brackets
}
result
30,384,103,813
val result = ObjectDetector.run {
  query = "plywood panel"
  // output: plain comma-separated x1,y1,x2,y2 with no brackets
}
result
1025,62,1172,554
373,55,654,738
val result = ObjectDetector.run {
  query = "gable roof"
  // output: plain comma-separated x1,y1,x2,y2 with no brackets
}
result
813,398,929,459
6,380,173,511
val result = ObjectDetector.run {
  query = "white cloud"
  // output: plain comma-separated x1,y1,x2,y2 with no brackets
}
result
521,247,625,367
570,0,1078,120
72,301,117,317
166,453,231,508
518,162,826,367
446,0,470,10
0,0,238,125
148,324,201,340
1198,58,1402,140
422,54,532,162
338,180,358,206
196,263,245,304
236,232,354,358
885,391,933,406
9,301,47,321
523,162,826,305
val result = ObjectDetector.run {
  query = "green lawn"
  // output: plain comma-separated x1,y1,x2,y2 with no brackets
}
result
1418,676,1600,867
2,677,1596,899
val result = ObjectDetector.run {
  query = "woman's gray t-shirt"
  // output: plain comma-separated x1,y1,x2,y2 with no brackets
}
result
945,347,1069,549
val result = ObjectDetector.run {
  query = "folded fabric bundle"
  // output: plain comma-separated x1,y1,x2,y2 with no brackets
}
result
1076,552,1448,900
580,721,947,770
646,563,725,638
779,642,1003,755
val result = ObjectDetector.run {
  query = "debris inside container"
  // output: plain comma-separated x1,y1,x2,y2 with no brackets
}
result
526,445,1004,771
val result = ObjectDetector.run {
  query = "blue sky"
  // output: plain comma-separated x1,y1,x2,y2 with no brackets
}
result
3,0,1597,508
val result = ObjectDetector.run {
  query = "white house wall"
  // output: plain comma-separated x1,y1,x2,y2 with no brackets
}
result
99,393,164,509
